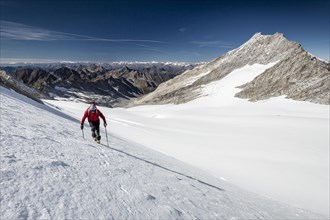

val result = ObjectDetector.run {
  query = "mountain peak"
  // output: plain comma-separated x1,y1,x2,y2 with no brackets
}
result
238,32,291,53
130,32,329,106
249,32,284,39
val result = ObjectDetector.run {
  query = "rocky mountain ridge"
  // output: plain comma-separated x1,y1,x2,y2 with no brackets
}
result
1,63,196,107
129,33,329,106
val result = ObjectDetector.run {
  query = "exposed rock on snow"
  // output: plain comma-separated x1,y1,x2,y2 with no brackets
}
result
236,50,329,104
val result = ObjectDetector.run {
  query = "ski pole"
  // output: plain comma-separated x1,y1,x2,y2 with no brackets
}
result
82,128,84,139
105,126,109,147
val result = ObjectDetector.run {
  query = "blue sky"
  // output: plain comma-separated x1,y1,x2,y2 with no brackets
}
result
1,0,329,63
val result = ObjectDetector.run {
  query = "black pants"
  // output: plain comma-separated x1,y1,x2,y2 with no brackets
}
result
89,120,101,140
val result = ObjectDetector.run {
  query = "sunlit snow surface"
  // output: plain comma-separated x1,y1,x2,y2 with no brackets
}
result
1,63,328,219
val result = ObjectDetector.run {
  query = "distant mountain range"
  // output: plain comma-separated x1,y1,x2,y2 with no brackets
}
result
129,33,329,106
0,62,198,107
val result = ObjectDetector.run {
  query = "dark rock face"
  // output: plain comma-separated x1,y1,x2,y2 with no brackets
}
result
0,70,46,103
236,52,330,104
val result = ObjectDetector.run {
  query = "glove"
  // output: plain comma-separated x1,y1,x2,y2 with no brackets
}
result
104,122,107,127
80,124,84,130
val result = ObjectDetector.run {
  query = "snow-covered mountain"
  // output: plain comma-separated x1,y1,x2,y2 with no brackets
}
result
130,32,329,106
1,86,326,219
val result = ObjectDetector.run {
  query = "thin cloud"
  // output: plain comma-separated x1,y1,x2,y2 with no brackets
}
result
190,40,234,48
133,43,170,53
179,27,187,33
0,21,165,43
0,21,75,41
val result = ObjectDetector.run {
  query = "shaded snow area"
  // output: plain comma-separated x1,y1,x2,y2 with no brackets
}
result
0,88,326,219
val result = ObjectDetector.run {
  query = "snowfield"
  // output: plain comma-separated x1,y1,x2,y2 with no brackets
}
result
1,62,329,219
1,87,325,219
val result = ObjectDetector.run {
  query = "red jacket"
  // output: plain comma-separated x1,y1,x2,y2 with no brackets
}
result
81,105,106,125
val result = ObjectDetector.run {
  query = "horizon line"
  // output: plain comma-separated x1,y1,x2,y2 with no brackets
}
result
0,58,208,65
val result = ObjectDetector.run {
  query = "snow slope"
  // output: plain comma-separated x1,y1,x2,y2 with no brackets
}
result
0,86,325,219
44,63,330,218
